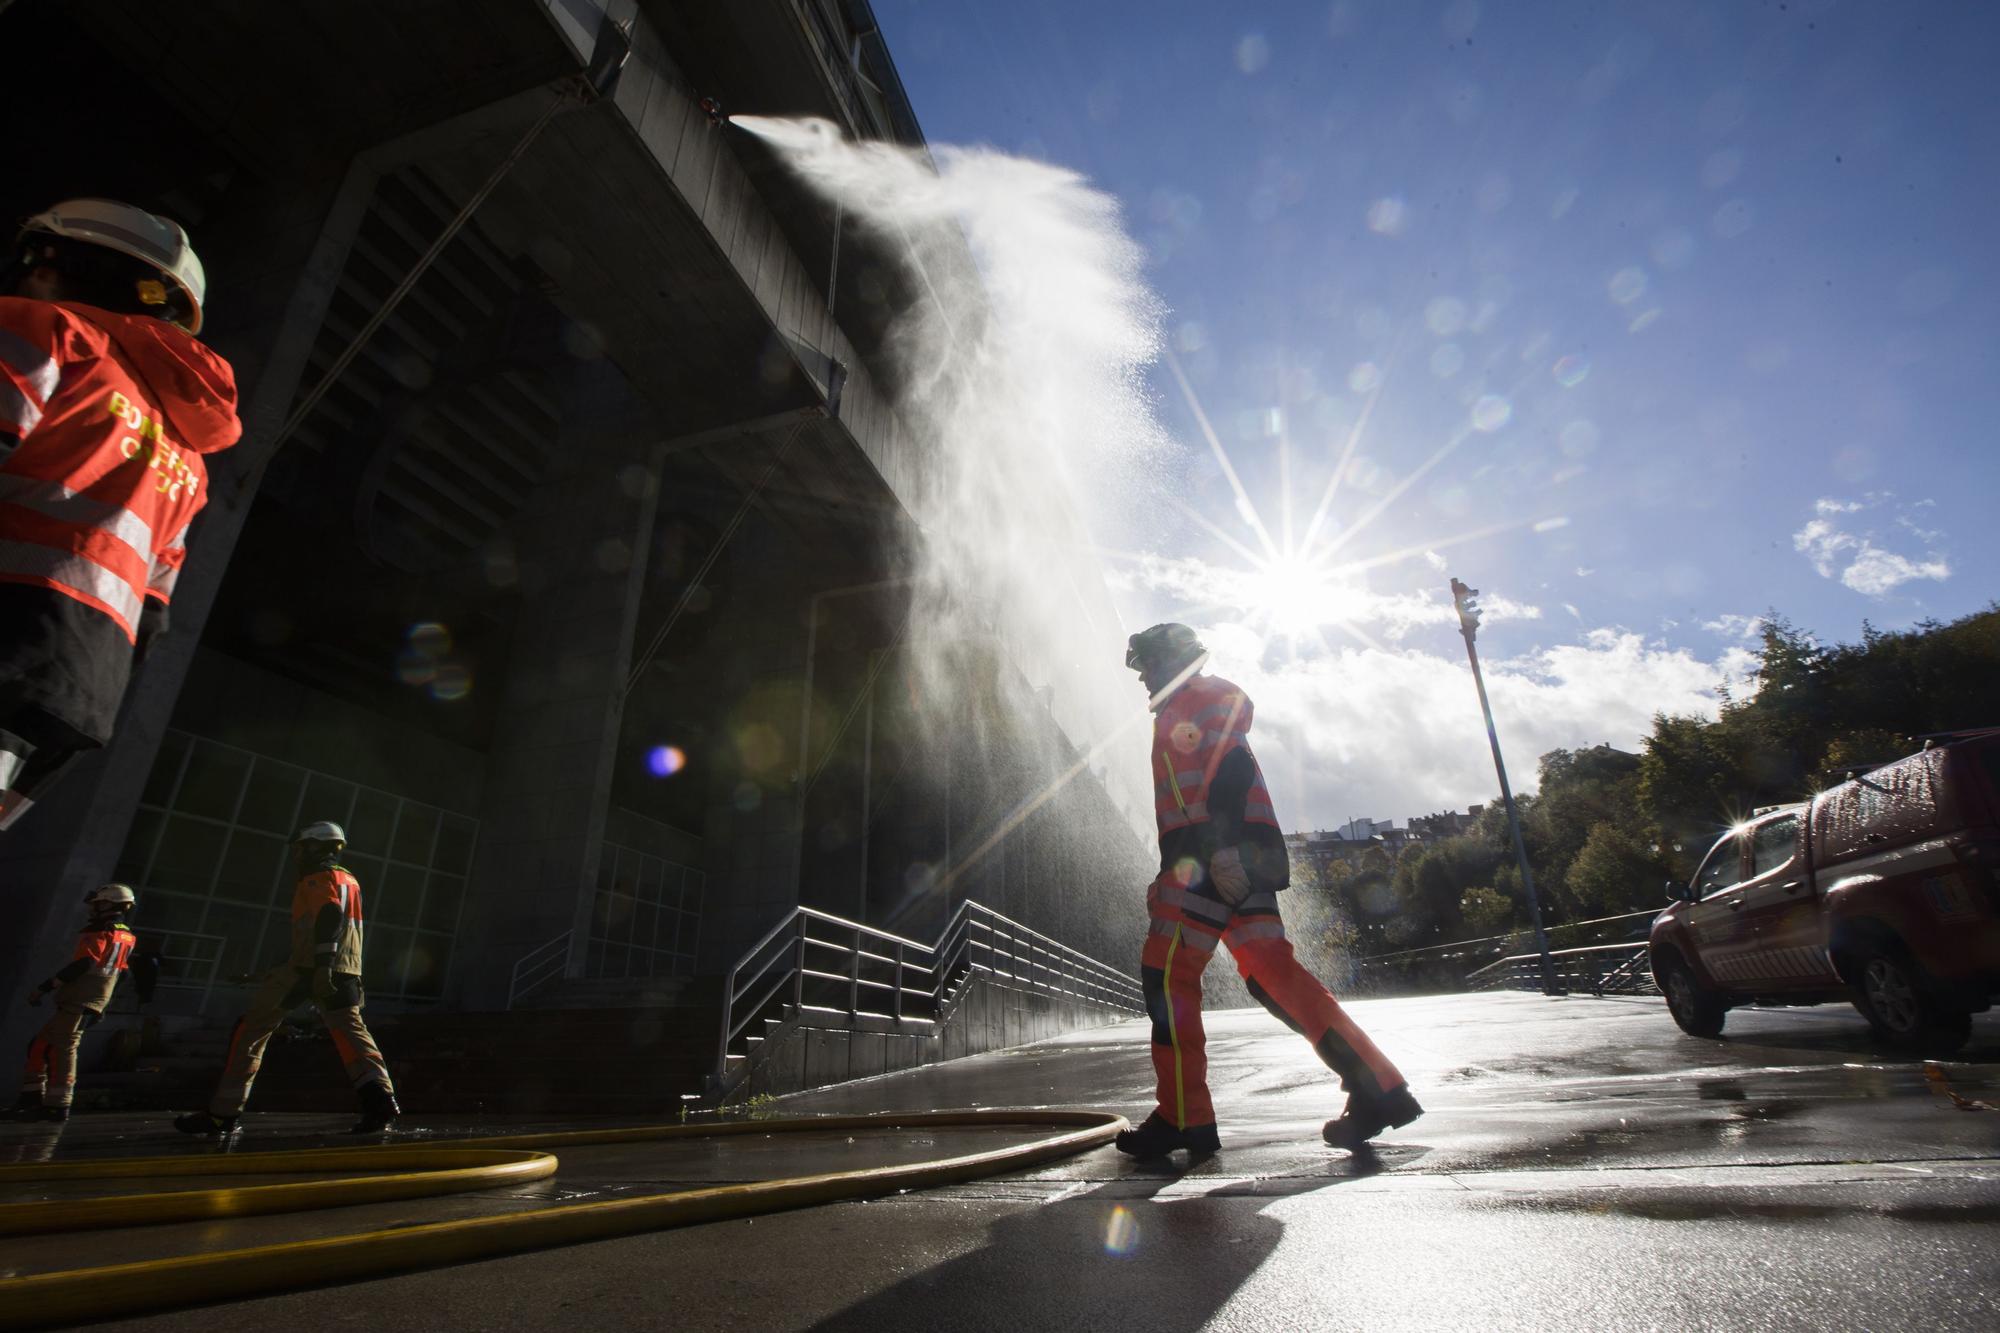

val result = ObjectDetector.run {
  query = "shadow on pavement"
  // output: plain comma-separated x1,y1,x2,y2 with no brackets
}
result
807,1171,1283,1333
1701,1009,2000,1064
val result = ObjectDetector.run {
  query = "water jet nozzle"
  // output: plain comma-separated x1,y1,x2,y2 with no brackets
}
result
699,97,727,127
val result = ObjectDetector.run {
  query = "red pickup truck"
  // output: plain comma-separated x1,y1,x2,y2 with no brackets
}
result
1648,729,2000,1054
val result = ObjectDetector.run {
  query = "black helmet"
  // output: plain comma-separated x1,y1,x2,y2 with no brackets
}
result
1126,622,1206,673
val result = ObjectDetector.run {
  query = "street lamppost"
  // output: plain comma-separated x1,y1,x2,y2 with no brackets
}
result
1449,577,1562,995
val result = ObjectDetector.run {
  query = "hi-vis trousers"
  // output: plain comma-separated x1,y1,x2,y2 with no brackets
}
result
21,1006,94,1108
210,964,393,1116
1142,874,1406,1130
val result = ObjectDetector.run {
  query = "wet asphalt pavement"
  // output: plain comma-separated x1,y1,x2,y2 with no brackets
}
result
4,991,1997,1330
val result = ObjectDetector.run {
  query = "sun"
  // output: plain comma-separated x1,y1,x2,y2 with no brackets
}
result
1243,552,1357,638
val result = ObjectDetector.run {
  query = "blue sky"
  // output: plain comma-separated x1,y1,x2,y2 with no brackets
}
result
874,0,1998,828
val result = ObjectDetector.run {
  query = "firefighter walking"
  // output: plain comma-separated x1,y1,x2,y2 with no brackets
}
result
5,883,138,1122
1115,623,1422,1158
0,198,240,833
176,822,399,1135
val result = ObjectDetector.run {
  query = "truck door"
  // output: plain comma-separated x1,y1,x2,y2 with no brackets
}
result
1736,813,1839,988
1686,831,1756,987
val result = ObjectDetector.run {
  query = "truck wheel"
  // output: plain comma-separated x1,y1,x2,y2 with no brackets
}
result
1850,945,1971,1055
1660,958,1726,1038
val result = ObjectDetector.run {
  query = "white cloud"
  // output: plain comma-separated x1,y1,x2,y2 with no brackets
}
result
1175,621,1743,829
1793,496,1950,597
1423,549,1449,572
1840,546,1951,597
1702,613,1765,641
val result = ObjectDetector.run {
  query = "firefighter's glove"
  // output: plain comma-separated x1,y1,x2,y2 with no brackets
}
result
1208,846,1252,906
311,965,337,1007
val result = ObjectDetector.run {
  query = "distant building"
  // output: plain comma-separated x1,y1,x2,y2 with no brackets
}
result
1407,805,1484,839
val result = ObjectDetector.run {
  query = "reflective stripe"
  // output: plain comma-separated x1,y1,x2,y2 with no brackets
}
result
1154,880,1232,926
146,561,179,598
1244,801,1278,823
0,379,39,437
0,539,144,630
1156,800,1211,832
0,474,158,563
0,326,59,403
1174,770,1205,790
1228,919,1287,942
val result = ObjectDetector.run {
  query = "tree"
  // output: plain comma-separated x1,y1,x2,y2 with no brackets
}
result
1458,885,1514,936
1566,821,1674,917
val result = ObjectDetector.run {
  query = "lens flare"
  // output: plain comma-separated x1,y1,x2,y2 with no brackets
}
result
1105,1205,1140,1256
1471,395,1512,432
428,664,472,701
407,622,452,657
647,745,688,778
1552,354,1590,388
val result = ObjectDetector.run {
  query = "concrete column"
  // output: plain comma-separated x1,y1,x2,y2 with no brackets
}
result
451,441,662,1010
0,169,369,1060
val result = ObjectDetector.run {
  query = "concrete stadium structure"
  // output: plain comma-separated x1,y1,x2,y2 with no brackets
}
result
0,0,1153,1107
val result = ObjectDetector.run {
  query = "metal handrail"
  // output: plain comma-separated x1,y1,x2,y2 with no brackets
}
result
507,930,572,1009
715,898,1144,1080
1357,907,1659,968
1468,940,1658,996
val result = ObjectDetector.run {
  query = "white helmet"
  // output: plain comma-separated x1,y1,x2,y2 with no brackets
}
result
20,198,207,334
84,883,137,912
294,820,347,846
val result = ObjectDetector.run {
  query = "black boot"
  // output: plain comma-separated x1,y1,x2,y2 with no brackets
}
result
174,1110,240,1136
1,1092,44,1122
38,1103,70,1123
1322,1085,1423,1149
349,1082,400,1134
1114,1111,1221,1159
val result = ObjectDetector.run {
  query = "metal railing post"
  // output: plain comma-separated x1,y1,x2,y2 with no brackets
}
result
848,924,862,1019
715,958,739,1079
893,942,904,1024
793,929,807,1013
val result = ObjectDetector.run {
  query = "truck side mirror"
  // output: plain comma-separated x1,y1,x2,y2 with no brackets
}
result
1665,880,1692,903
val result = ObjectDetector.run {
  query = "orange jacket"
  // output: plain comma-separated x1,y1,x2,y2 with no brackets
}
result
0,298,240,641
289,867,366,974
40,922,137,1013
1151,673,1290,892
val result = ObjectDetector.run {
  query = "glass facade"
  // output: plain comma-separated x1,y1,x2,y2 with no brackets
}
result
116,730,478,1006
585,841,704,979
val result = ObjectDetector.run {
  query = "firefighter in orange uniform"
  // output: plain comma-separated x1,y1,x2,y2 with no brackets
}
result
1115,623,1422,1158
5,883,138,1122
0,199,240,833
176,822,400,1135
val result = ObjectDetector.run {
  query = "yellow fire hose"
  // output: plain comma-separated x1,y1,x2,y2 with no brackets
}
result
0,1109,1125,1328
